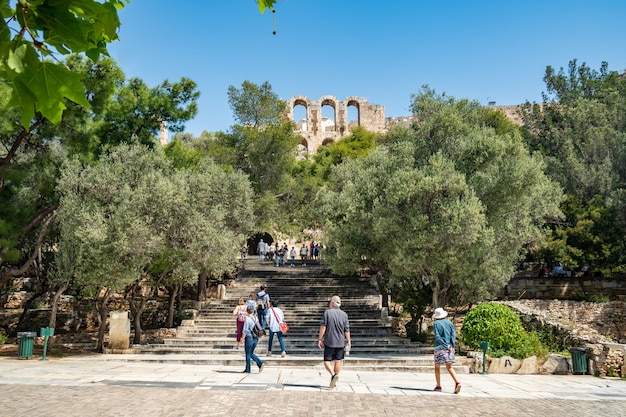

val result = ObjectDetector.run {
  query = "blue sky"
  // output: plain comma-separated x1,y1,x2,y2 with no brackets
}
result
108,0,626,137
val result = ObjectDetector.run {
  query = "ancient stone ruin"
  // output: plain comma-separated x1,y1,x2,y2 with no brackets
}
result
285,95,386,154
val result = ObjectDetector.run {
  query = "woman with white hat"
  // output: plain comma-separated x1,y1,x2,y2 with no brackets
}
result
432,307,461,394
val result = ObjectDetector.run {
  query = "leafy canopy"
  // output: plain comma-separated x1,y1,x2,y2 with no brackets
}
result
1,0,127,127
520,60,626,273
1,0,274,128
319,88,563,308
56,144,255,294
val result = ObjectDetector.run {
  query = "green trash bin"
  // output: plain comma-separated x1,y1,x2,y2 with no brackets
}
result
17,331,37,359
569,347,587,375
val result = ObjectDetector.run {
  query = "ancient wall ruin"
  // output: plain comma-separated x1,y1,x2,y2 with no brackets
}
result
500,276,626,300
285,95,385,154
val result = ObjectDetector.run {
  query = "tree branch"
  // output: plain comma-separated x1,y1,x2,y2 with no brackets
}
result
23,203,60,234
0,208,57,286
0,119,44,189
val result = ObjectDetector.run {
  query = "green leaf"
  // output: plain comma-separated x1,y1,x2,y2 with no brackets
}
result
256,0,277,14
7,43,30,73
13,60,91,126
2,0,125,127
0,0,13,19
35,0,119,58
0,25,9,58
10,76,37,127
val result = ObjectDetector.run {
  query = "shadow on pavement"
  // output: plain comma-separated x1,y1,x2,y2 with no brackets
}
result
390,386,438,392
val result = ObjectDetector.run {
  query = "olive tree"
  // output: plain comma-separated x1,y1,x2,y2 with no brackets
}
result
57,144,254,347
319,89,563,308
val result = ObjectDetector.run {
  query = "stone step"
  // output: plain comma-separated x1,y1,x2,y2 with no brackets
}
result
150,347,429,356
141,342,431,354
135,258,432,371
179,317,390,323
201,302,382,308
176,332,396,339
151,335,411,353
163,333,412,349
176,331,395,338
102,353,469,373
181,323,391,330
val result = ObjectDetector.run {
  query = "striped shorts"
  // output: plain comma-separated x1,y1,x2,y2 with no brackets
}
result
434,346,456,365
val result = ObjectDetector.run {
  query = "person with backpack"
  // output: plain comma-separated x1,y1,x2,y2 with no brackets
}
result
242,305,264,373
256,285,270,329
232,297,247,350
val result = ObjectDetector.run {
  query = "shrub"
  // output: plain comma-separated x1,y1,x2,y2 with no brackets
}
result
0,332,6,345
535,325,569,354
460,303,545,359
51,348,65,357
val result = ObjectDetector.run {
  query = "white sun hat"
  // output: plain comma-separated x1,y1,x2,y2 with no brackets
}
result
432,307,448,319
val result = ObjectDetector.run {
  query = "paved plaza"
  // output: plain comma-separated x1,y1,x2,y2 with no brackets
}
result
0,354,625,416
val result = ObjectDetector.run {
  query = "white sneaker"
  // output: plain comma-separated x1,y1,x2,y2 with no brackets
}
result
281,351,286,358
267,351,272,356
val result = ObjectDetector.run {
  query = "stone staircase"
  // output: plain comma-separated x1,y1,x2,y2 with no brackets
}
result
133,259,468,373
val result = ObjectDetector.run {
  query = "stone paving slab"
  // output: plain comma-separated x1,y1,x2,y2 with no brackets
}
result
0,355,625,417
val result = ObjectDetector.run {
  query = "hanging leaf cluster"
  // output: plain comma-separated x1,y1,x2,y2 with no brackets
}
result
0,0,127,127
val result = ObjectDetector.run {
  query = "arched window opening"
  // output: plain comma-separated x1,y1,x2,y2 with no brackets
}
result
347,102,360,129
321,100,336,132
293,103,307,131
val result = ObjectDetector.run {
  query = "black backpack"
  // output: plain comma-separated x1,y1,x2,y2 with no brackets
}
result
251,319,266,338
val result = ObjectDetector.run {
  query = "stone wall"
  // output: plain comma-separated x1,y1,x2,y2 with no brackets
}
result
504,300,626,376
286,95,385,154
0,292,167,335
500,276,626,300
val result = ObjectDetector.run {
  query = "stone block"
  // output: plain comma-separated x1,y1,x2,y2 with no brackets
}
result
516,356,538,374
539,354,570,375
217,284,226,300
108,310,130,350
487,356,522,374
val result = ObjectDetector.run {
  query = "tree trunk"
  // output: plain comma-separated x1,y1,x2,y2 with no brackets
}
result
15,290,46,334
48,283,69,328
432,274,451,308
166,285,179,328
132,296,145,345
95,289,111,352
126,281,147,345
197,272,208,301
